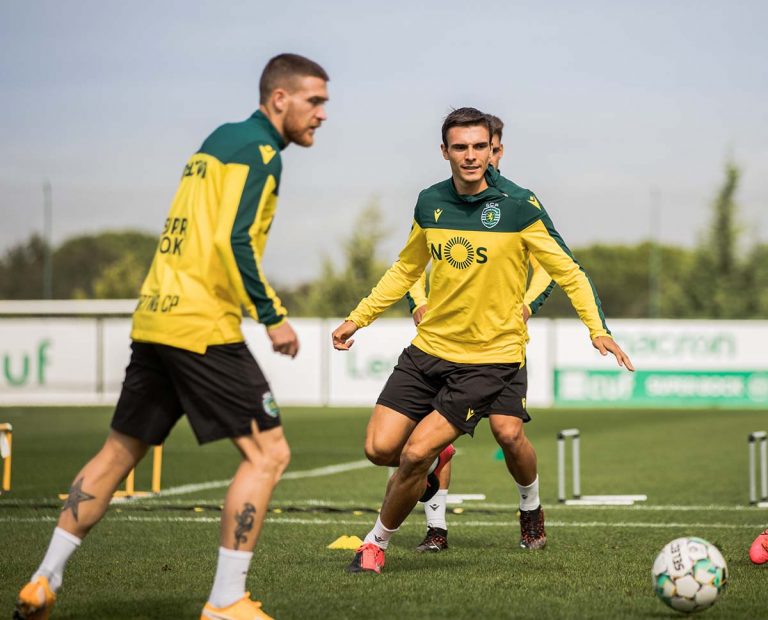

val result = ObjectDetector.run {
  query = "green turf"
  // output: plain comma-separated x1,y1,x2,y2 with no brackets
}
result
1,406,767,618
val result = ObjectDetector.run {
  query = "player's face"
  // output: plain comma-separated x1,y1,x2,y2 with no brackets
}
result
441,125,492,187
282,76,329,147
490,133,504,169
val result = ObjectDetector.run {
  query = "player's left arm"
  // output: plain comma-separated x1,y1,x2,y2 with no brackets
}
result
214,149,297,356
521,204,634,371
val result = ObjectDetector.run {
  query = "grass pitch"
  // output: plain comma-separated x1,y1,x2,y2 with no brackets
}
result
1,405,766,619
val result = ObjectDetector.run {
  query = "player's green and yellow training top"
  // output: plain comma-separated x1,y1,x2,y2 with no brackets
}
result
131,110,287,353
406,252,555,317
348,167,609,364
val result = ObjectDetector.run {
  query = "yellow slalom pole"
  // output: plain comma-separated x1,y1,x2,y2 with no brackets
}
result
0,423,12,492
151,445,163,493
124,468,135,496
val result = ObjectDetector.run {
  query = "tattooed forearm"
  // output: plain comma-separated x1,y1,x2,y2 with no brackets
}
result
233,503,257,550
61,477,96,521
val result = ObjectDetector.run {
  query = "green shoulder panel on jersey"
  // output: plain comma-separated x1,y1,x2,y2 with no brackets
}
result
487,167,547,231
414,177,544,234
204,110,287,326
199,110,285,186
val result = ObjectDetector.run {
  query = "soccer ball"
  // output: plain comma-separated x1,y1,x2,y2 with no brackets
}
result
652,537,728,613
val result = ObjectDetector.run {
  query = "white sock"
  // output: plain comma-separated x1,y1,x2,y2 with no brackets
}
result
32,527,82,592
424,489,448,530
517,475,540,511
363,516,399,550
208,547,253,609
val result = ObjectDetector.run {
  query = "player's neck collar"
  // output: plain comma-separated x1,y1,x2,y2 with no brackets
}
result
448,176,506,204
251,110,288,150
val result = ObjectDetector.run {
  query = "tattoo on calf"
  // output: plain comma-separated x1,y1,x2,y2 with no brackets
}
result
61,477,96,521
233,503,257,550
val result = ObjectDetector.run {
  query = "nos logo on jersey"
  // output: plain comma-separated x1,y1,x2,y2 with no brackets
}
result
482,203,501,229
431,236,487,269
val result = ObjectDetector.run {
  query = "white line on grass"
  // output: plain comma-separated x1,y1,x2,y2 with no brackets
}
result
2,497,766,512
145,459,373,498
0,515,763,529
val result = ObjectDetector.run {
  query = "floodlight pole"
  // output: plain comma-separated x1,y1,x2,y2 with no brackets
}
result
43,180,53,299
649,188,661,318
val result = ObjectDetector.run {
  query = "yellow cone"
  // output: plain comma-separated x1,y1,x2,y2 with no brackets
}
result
327,535,364,549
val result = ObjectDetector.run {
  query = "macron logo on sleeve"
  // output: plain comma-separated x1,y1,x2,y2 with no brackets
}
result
527,195,541,210
259,144,277,165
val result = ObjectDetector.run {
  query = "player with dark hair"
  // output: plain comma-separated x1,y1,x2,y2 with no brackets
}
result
332,106,633,574
407,112,555,553
15,53,329,620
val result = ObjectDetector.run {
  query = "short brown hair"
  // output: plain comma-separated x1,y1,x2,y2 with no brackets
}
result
441,107,491,146
487,114,504,141
259,53,329,104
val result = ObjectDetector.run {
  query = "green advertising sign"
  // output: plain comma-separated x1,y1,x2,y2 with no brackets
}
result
554,369,768,407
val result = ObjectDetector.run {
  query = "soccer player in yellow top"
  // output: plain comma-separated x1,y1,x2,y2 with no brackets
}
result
408,114,556,553
15,53,329,620
332,107,633,574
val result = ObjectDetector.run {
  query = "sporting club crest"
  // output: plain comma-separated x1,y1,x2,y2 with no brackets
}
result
481,203,501,229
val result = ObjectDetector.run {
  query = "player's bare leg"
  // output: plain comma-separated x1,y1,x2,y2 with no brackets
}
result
489,415,546,549
16,431,148,619
364,404,417,466
202,423,290,619
220,423,290,551
489,415,536,485
58,430,149,537
382,412,458,526
349,412,461,573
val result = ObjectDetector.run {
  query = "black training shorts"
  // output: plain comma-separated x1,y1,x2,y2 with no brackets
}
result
376,345,522,435
483,362,531,421
111,341,281,445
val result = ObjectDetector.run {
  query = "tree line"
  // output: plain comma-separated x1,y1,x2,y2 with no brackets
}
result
1,163,765,319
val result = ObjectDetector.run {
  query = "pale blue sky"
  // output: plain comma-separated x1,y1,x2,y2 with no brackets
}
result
1,0,766,285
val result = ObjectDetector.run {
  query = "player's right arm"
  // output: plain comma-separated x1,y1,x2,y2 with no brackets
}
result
332,220,430,350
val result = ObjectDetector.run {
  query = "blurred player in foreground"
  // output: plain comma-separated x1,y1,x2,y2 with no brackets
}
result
332,106,634,574
15,53,329,620
406,114,555,553
749,529,768,564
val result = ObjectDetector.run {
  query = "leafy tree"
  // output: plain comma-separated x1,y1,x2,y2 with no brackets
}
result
0,234,47,299
0,230,156,300
743,243,768,317
534,243,695,319
91,252,153,299
54,231,156,299
684,162,751,318
284,199,410,318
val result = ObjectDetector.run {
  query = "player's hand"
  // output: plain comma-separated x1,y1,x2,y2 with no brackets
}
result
412,305,428,326
592,336,635,371
267,321,299,358
332,320,358,350
522,305,531,323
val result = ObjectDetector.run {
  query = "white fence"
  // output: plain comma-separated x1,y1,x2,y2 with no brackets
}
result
1,301,767,408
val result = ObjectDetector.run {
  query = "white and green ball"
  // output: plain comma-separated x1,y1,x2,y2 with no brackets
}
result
652,537,727,613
